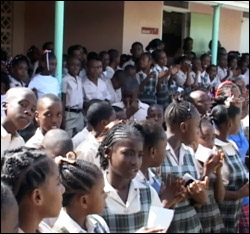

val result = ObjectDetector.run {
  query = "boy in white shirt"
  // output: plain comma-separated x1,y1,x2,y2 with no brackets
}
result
217,54,230,82
113,79,149,122
1,87,37,156
83,58,112,103
62,56,85,137
26,94,62,149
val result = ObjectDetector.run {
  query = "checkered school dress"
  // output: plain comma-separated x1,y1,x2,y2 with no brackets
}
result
195,174,225,233
215,145,249,233
101,186,151,233
159,150,202,233
137,71,157,105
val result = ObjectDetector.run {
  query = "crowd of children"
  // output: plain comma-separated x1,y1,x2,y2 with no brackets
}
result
1,37,249,233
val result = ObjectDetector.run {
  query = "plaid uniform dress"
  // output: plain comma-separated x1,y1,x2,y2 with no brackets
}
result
102,186,151,233
136,71,157,105
195,174,224,233
216,145,248,233
159,149,202,233
153,65,170,110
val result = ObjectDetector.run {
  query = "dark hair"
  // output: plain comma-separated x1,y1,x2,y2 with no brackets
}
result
207,64,217,72
87,52,100,61
147,104,163,115
208,40,221,50
174,56,189,65
66,55,81,65
37,93,61,109
200,53,210,61
1,147,55,203
59,159,103,207
124,65,136,72
227,55,237,65
1,72,10,91
42,42,54,51
108,49,119,63
122,77,139,93
99,51,109,59
152,49,165,63
146,39,164,52
210,105,241,127
199,117,213,135
131,42,143,49
112,70,128,82
11,54,29,68
136,121,166,149
82,46,88,55
183,37,193,50
164,100,198,126
1,182,17,219
141,52,152,60
112,105,124,113
87,102,114,128
67,45,83,56
97,122,144,170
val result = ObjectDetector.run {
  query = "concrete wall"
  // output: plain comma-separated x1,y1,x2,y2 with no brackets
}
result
122,1,163,54
189,2,243,52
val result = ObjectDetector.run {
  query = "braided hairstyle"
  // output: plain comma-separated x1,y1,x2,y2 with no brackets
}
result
135,120,166,149
164,100,199,127
1,147,55,204
59,159,103,207
97,122,144,170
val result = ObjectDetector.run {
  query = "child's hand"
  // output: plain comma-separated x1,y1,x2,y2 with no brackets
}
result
214,150,225,175
169,66,179,76
148,71,156,79
136,227,167,233
158,70,169,82
187,177,209,205
204,153,220,176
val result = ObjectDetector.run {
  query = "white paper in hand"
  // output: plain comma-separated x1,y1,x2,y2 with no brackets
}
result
147,206,174,229
195,144,214,163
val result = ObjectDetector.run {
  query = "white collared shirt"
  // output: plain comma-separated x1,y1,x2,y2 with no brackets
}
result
1,125,25,157
25,128,44,149
135,170,160,187
82,77,112,102
72,127,90,149
217,66,228,81
75,131,100,168
175,70,194,87
239,68,249,86
214,138,239,186
18,221,52,233
105,66,115,80
28,74,60,99
104,173,162,215
9,76,26,88
53,209,110,233
166,143,200,175
122,59,135,70
62,73,84,109
112,100,149,122
104,79,122,104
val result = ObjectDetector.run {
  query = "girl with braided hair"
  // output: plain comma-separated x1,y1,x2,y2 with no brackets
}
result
97,122,165,233
53,159,110,233
1,147,65,233
159,100,209,233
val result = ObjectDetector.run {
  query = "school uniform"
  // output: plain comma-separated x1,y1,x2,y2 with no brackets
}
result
75,131,100,168
72,126,90,150
210,76,221,89
136,70,157,105
215,138,249,233
9,76,26,88
1,125,25,157
175,70,194,88
82,77,112,102
104,78,122,104
217,67,228,81
28,74,60,99
195,147,224,233
25,128,44,149
112,100,149,122
19,221,53,233
200,71,210,88
105,66,115,80
101,173,162,233
62,73,85,138
159,143,202,233
135,169,161,194
53,208,110,233
239,68,249,86
153,64,172,109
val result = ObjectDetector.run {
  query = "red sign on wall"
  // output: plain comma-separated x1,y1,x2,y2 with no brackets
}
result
141,27,159,35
